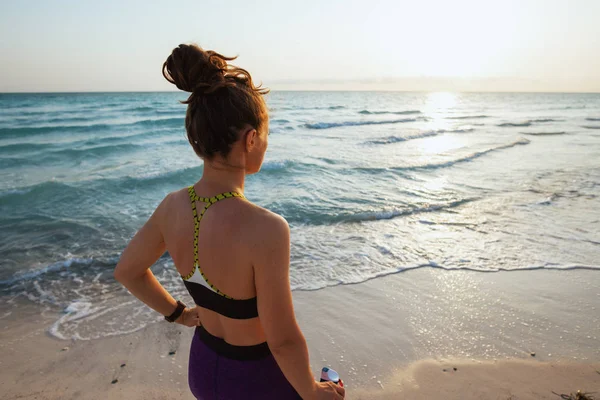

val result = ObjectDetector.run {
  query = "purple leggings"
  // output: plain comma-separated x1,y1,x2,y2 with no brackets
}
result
188,326,302,400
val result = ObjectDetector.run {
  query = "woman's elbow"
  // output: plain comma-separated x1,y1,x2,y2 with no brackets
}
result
113,263,129,284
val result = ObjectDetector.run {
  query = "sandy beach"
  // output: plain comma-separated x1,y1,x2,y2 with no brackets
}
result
2,0,600,397
1,267,599,399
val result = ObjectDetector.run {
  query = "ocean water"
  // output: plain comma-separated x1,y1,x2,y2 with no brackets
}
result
0,91,599,340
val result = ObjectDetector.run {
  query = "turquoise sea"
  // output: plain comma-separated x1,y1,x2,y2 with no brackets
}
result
1,91,599,339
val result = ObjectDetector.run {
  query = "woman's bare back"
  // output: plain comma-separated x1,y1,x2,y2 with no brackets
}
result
159,185,273,346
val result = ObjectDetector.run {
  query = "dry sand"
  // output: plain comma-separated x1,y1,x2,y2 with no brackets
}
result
1,268,599,399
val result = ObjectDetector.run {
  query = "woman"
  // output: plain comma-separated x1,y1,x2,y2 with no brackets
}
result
113,44,345,400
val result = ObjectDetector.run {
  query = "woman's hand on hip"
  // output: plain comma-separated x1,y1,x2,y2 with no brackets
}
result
175,306,201,327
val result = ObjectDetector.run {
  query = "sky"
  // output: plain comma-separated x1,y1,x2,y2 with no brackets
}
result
1,0,599,93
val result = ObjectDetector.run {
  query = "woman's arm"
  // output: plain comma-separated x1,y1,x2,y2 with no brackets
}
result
114,194,199,326
253,214,344,399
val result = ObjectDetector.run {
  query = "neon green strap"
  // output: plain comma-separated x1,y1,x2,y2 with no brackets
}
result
182,186,244,299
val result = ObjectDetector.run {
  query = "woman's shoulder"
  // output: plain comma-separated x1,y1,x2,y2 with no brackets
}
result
155,187,188,212
240,203,291,267
239,200,289,234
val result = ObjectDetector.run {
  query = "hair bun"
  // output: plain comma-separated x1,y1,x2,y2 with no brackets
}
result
162,44,233,93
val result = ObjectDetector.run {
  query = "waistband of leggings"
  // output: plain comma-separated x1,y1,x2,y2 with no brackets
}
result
195,325,272,361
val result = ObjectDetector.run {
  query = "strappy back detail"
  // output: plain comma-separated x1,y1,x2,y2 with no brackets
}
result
182,185,245,298
180,185,258,319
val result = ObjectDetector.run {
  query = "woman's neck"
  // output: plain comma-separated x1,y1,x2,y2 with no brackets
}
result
199,161,246,194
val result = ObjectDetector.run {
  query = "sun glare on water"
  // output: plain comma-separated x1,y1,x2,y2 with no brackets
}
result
426,92,458,111
416,92,468,154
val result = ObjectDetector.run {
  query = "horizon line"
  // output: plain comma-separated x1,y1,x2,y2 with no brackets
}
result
2,89,600,95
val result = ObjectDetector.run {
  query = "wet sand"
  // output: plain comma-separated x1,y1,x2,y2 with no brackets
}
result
1,268,599,399
351,359,600,400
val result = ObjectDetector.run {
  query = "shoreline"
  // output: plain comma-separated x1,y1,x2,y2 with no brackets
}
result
1,267,599,399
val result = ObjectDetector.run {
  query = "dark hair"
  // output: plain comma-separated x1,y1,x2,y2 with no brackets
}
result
162,44,269,160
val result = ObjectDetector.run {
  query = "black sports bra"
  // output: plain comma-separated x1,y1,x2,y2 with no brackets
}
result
180,186,258,319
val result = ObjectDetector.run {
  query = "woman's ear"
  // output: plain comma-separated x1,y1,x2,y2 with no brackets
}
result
244,127,258,153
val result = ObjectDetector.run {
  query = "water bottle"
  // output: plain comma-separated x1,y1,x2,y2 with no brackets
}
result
320,367,343,387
